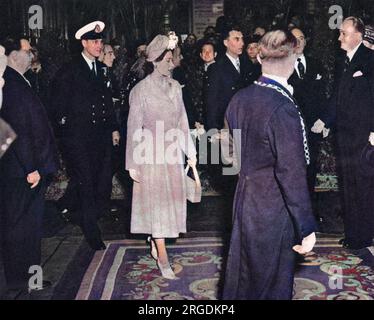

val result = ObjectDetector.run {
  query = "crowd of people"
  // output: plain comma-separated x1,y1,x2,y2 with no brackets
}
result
1,14,374,299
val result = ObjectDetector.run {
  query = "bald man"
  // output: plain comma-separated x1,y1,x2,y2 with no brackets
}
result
313,17,374,250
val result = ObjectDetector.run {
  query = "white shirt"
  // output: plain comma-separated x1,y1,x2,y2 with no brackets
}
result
294,54,307,78
204,60,215,72
263,73,294,95
81,52,97,73
226,53,240,73
347,41,362,61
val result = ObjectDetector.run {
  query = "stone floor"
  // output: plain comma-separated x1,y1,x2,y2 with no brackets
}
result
0,192,345,300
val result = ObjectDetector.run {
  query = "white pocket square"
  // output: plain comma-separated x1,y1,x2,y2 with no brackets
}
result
316,74,322,80
353,71,363,77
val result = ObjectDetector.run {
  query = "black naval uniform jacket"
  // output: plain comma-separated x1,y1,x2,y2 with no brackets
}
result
49,54,118,138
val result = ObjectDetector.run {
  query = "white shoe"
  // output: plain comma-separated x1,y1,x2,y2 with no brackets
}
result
157,259,178,280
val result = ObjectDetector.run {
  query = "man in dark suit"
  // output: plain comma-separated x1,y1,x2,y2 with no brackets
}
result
49,22,120,250
0,45,16,160
206,26,254,131
199,41,217,126
313,17,374,249
0,37,58,290
184,41,217,128
288,28,326,199
205,26,254,195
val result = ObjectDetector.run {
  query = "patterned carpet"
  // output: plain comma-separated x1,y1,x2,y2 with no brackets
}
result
74,237,374,300
294,238,374,300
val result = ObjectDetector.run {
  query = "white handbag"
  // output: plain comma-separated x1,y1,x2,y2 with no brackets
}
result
185,164,202,203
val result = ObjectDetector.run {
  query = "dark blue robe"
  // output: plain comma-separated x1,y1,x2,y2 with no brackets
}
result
222,77,317,300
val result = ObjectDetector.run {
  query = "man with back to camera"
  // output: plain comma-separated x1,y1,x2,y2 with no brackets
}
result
223,30,317,300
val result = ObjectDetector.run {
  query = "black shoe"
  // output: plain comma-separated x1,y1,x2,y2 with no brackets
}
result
28,280,52,292
341,240,372,250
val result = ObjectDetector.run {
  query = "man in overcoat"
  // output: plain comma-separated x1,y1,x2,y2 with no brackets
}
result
0,37,58,290
223,30,317,300
313,17,374,250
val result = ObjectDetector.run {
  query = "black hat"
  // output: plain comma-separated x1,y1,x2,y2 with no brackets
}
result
75,21,105,40
360,143,374,175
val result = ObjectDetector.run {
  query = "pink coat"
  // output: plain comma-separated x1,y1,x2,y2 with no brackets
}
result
126,72,196,238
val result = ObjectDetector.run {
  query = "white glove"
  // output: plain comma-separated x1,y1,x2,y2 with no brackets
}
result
293,232,316,255
129,169,140,183
369,132,374,146
322,127,330,138
311,119,325,134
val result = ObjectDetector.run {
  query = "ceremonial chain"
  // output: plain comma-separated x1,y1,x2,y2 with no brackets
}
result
254,81,310,165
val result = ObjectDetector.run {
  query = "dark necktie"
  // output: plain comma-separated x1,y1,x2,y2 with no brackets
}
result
91,61,97,77
297,58,305,79
344,56,350,72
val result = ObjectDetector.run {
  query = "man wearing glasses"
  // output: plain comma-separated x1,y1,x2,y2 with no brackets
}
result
0,36,58,293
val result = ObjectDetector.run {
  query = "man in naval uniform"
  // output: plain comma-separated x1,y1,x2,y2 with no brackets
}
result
49,21,120,250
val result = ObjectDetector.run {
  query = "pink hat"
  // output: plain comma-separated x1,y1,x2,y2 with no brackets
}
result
146,35,170,62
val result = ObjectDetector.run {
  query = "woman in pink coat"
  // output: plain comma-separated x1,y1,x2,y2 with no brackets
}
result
126,35,197,279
